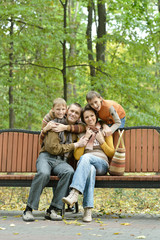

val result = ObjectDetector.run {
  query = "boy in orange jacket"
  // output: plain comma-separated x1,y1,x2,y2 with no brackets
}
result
86,91,126,137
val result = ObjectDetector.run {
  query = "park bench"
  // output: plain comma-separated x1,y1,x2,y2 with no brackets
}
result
0,126,160,193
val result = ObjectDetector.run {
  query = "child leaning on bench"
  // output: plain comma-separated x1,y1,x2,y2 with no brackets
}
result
86,91,126,136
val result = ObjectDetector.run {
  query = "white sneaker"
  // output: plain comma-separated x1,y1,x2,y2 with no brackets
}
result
45,209,62,221
22,211,35,222
83,208,92,222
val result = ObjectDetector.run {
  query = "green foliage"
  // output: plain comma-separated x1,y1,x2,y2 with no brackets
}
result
0,0,159,130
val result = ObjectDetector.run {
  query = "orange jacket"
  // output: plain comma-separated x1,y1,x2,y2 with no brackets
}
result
98,99,125,125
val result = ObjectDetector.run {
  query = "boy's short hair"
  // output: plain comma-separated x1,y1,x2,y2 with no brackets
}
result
86,91,101,101
53,98,67,107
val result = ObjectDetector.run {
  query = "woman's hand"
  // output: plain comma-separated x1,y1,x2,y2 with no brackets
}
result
96,130,105,145
102,124,112,137
84,128,93,140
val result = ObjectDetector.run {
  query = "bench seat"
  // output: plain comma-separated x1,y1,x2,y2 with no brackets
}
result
0,127,160,189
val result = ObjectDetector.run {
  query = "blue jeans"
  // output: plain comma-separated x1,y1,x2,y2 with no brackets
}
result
70,153,109,208
119,117,126,128
27,152,74,210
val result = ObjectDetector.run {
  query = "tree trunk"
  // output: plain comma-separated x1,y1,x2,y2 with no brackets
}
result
96,0,106,63
67,0,79,99
9,17,15,128
86,0,96,79
61,0,68,101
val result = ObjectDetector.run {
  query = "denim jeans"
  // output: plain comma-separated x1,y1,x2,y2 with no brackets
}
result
70,153,109,208
119,117,126,128
27,152,74,210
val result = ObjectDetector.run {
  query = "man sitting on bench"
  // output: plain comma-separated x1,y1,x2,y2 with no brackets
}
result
22,103,87,222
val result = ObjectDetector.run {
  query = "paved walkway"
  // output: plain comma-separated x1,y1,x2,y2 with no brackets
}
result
0,210,160,240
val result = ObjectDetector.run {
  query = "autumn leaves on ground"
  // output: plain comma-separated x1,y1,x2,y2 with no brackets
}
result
1,187,160,215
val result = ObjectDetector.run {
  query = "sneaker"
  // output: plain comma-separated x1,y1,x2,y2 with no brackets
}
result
22,211,35,222
45,209,62,221
83,208,92,222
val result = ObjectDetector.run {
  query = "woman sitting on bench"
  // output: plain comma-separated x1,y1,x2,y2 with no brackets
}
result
62,104,120,222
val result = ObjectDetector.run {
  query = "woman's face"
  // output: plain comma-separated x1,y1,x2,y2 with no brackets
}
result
83,110,97,126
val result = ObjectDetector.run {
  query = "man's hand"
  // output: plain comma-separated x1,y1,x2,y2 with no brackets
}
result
102,124,112,137
74,136,88,148
96,130,105,145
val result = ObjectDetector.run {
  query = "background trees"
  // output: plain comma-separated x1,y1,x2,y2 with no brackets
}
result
0,0,159,130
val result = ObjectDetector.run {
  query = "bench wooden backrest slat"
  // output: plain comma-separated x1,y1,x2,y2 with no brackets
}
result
154,129,159,171
136,129,142,172
32,134,40,172
124,130,130,172
0,127,159,173
148,129,153,171
142,129,148,172
17,132,23,172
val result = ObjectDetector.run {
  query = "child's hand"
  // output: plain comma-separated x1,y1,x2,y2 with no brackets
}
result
43,121,57,133
51,123,68,132
102,125,112,137
96,130,105,144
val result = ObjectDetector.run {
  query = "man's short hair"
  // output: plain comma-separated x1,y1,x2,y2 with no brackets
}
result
53,98,67,107
68,103,83,114
86,91,101,101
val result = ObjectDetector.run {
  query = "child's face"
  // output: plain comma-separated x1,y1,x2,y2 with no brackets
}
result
87,96,102,112
52,104,67,119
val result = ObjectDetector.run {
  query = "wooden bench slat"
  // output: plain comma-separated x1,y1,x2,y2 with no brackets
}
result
32,134,40,172
7,132,13,172
142,129,148,171
154,129,159,171
2,132,8,171
12,133,19,172
17,133,23,172
130,129,136,171
27,134,34,172
0,132,3,171
148,129,154,171
22,133,28,172
136,129,142,172
124,130,130,171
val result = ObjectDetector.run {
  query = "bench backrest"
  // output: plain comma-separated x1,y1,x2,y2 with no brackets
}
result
0,127,159,173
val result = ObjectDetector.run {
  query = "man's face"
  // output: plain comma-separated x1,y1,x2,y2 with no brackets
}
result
67,104,81,124
87,96,102,112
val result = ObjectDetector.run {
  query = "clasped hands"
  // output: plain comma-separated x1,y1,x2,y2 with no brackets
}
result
43,121,67,133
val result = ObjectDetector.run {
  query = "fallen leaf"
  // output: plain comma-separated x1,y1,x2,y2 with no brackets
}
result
121,223,131,226
113,232,121,235
0,227,6,230
136,236,146,239
10,224,15,227
13,232,19,235
77,233,81,235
